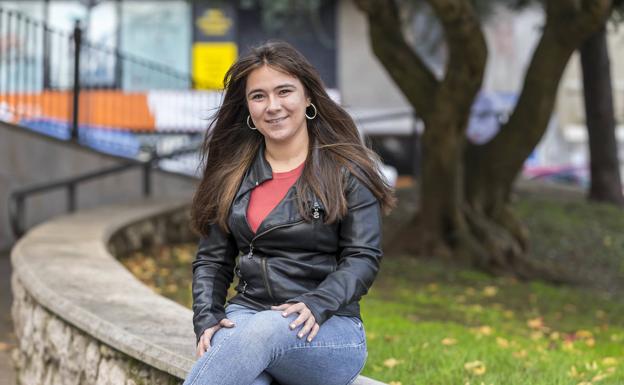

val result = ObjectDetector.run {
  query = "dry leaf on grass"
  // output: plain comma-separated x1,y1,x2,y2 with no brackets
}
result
464,360,486,376
383,358,404,369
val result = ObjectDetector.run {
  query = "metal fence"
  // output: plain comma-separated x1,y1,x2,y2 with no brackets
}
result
0,7,207,163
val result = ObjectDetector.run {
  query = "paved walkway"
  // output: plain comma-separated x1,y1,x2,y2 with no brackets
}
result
0,250,16,385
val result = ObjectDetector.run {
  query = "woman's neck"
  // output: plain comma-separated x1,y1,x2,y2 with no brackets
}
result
264,134,309,173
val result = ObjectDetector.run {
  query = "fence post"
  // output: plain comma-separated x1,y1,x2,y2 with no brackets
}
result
143,160,152,197
70,20,82,141
67,182,76,212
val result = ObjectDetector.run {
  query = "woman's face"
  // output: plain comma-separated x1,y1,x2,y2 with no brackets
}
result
245,65,311,145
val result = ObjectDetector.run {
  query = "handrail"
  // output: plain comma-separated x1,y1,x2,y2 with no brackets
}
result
8,143,201,238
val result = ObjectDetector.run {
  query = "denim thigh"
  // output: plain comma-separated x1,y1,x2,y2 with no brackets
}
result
190,303,367,385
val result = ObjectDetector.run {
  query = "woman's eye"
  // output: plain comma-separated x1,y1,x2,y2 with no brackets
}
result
279,89,291,96
251,94,263,100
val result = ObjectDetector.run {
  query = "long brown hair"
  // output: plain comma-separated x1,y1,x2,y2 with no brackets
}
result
191,41,396,237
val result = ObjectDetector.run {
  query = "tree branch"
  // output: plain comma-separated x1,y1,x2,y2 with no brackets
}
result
353,0,439,117
470,0,611,199
427,0,487,124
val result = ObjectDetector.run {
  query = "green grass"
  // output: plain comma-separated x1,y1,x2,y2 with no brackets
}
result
360,255,623,385
119,194,624,385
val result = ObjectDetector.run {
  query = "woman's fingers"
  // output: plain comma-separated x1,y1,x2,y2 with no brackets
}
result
272,302,321,341
197,325,219,357
219,318,236,328
307,323,320,342
271,303,291,311
289,307,311,331
296,316,317,339
279,302,303,317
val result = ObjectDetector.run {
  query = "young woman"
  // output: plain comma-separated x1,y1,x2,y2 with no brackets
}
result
185,41,396,385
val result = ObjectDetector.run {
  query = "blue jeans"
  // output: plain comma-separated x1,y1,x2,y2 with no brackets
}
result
183,303,368,385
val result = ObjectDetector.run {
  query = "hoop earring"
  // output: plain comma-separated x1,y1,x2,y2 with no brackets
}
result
305,103,317,120
247,115,257,130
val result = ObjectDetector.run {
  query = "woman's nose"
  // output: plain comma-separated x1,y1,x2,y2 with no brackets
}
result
267,95,282,112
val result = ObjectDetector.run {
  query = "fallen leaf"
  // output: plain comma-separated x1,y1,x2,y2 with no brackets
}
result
442,337,457,346
527,317,544,330
592,372,609,382
576,330,593,339
464,360,486,376
562,340,575,351
483,286,498,297
601,357,617,366
585,361,598,371
496,337,509,348
389,382,402,385
383,358,404,369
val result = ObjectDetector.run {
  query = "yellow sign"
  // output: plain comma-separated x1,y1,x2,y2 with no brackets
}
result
192,42,238,89
196,9,233,37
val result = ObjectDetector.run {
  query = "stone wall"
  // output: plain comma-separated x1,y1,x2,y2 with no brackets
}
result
11,277,180,385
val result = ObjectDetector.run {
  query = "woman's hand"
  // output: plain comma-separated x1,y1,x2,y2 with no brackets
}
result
271,302,320,342
196,318,236,358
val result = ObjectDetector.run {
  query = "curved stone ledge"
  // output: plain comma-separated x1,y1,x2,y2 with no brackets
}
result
10,200,386,385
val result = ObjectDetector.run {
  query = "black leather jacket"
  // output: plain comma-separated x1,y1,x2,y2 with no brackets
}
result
192,143,383,343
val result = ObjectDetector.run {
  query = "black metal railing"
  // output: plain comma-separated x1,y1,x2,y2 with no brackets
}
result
7,144,201,238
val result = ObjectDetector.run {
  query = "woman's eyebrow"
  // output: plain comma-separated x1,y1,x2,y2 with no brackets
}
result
247,83,296,97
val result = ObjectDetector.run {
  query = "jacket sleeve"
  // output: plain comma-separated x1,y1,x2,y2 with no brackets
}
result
285,174,383,325
192,222,238,344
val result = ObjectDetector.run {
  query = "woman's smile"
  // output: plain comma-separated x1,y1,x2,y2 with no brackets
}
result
266,116,288,124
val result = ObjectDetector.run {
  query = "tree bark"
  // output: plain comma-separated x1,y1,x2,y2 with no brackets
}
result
580,24,624,205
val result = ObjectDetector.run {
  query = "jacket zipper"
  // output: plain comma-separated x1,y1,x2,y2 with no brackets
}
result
261,257,274,301
247,219,305,259
246,219,305,300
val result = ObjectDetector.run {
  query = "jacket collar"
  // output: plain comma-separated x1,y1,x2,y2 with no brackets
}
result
236,140,274,200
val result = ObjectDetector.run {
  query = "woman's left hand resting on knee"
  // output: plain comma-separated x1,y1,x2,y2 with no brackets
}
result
271,302,320,342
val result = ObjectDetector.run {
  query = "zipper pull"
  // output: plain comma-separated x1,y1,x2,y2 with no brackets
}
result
241,280,247,293
248,244,254,259
313,201,320,219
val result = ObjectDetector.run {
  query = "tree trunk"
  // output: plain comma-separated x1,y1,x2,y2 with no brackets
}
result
580,24,624,205
356,0,612,282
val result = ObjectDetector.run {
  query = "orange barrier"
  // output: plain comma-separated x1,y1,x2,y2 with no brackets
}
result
0,91,155,131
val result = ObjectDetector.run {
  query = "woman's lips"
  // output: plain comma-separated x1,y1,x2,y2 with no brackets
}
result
266,116,288,124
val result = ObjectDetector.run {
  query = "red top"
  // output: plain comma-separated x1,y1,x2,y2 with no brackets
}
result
246,160,305,234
